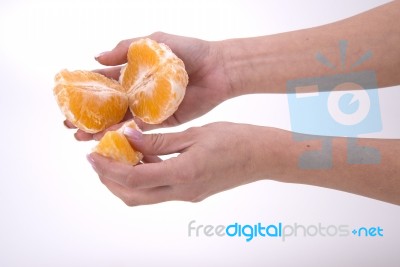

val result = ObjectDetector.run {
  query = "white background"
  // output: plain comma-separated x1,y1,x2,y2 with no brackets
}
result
0,0,399,266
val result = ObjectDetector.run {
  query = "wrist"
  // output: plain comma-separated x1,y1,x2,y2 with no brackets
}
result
249,126,294,182
219,36,279,97
218,38,252,98
209,40,237,100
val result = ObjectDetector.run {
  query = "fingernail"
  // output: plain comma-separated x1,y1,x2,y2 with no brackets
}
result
87,154,100,173
63,120,74,129
86,154,95,165
124,127,142,142
94,51,107,60
63,121,70,129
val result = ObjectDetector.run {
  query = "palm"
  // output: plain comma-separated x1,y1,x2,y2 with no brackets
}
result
142,32,230,129
72,32,230,140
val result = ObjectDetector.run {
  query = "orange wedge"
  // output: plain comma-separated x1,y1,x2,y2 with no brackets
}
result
93,120,143,165
120,38,188,124
54,70,128,133
54,39,188,164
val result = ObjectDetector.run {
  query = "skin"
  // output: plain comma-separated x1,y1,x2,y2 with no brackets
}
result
67,1,400,205
70,32,231,140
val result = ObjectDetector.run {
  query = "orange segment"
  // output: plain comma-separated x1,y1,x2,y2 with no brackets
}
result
120,39,161,91
94,131,142,165
54,39,188,164
54,70,128,133
94,120,143,165
120,38,188,124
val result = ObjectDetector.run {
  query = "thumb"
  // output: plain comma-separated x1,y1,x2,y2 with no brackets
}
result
123,127,191,156
95,39,135,66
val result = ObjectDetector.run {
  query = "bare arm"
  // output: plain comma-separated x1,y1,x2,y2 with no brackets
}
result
221,1,400,96
216,1,400,204
273,131,400,205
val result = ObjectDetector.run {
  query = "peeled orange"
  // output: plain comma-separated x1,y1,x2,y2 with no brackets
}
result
93,120,143,165
54,38,188,164
120,38,188,124
54,70,128,133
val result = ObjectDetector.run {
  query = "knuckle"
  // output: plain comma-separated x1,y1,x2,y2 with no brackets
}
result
92,163,106,177
190,195,205,203
180,191,205,203
124,172,139,188
98,176,107,185
150,133,166,153
123,198,138,207
116,39,130,48
120,191,139,207
91,155,117,177
185,126,200,136
150,31,166,40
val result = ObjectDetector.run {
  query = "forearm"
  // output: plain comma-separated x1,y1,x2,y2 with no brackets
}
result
221,1,400,96
264,128,400,205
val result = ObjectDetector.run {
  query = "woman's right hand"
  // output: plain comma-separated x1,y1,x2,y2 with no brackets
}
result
68,32,233,141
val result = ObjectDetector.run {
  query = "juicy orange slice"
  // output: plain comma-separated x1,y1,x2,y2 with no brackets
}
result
120,38,188,124
93,120,143,165
54,39,188,164
54,70,128,133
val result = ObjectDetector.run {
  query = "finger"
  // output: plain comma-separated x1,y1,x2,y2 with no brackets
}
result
99,176,175,206
93,66,123,81
95,38,137,66
123,128,193,155
73,117,128,141
76,117,140,143
64,120,76,129
74,130,94,141
133,115,187,132
90,111,133,141
122,110,134,121
133,118,160,132
87,153,181,189
92,121,127,141
142,155,162,163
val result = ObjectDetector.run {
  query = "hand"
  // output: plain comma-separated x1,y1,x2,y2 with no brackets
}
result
86,122,286,206
71,32,233,141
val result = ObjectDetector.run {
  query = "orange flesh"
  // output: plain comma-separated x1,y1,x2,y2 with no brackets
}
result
54,70,128,133
94,131,142,165
54,39,188,164
121,38,188,124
